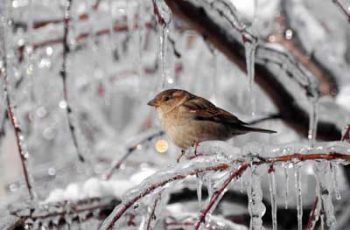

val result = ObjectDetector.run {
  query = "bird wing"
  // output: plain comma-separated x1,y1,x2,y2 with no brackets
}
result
181,96,248,125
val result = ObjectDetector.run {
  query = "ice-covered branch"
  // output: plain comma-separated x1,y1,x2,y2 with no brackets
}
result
61,0,85,162
100,140,350,229
332,0,350,22
6,197,119,229
342,125,350,142
103,129,164,180
0,14,35,200
194,163,249,230
279,2,339,97
164,0,349,141
17,19,155,62
99,159,230,229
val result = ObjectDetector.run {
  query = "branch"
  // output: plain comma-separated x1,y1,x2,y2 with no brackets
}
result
102,130,164,180
279,2,339,97
61,0,85,162
194,163,249,230
8,197,119,229
18,20,155,62
305,196,319,230
99,162,230,230
332,0,350,22
341,125,350,142
0,20,35,200
146,190,163,230
100,150,350,229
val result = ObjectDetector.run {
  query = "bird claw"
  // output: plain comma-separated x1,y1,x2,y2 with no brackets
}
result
193,141,199,156
177,150,186,163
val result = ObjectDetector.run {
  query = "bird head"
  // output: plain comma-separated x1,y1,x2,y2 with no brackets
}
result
147,89,191,113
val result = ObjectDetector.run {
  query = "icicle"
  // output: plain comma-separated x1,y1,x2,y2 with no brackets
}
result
197,177,203,208
321,214,325,230
244,38,257,117
159,25,169,88
314,162,337,229
294,164,303,230
308,97,319,147
207,175,213,199
268,169,277,230
331,162,341,200
240,176,244,194
247,166,265,230
137,0,144,93
284,164,289,209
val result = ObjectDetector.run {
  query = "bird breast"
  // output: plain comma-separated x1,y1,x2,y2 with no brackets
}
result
157,108,232,150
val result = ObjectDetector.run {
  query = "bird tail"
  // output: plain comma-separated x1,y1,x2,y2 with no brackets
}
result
241,126,277,134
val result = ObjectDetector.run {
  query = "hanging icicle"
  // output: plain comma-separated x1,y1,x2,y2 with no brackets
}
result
294,164,303,230
268,168,277,230
247,165,265,230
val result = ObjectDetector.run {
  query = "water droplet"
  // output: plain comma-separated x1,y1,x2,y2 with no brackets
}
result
59,100,68,109
43,127,55,140
285,29,293,40
46,47,53,56
48,167,56,176
38,58,51,68
36,106,47,118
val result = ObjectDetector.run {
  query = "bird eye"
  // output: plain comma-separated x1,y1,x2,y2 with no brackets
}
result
163,96,170,102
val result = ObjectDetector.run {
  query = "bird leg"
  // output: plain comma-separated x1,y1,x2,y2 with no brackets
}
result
193,141,199,156
177,149,186,163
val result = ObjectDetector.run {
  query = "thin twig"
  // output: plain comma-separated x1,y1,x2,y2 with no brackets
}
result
103,130,164,180
18,20,155,63
305,196,319,230
99,163,230,230
341,125,350,142
146,190,163,230
194,163,249,230
9,197,118,228
152,0,165,25
61,0,85,162
1,20,35,200
332,0,350,22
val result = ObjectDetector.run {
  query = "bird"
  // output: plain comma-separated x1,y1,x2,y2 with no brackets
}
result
147,89,276,162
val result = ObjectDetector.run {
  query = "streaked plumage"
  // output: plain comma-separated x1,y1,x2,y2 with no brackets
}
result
148,89,276,158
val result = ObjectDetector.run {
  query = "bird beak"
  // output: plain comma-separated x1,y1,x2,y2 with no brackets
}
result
147,98,159,107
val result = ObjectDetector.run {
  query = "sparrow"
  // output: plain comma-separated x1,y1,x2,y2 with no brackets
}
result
147,89,276,162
